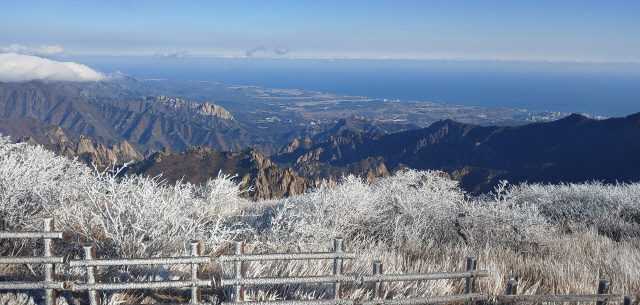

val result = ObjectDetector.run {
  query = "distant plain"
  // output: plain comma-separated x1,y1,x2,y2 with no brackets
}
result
70,56,640,118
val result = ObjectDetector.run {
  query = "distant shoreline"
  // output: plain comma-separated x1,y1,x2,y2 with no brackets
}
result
68,56,640,118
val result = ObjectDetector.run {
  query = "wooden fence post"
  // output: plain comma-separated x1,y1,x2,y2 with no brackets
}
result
597,279,611,305
505,279,518,305
333,237,344,300
42,216,56,305
190,240,202,304
372,260,383,300
83,244,99,305
233,240,245,302
465,257,478,305
624,295,635,305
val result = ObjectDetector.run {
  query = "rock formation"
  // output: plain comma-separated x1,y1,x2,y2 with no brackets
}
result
122,146,315,200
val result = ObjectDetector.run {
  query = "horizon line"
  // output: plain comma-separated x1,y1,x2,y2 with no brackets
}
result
58,53,640,65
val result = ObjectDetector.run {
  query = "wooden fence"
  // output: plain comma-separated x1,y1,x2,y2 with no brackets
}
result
218,237,358,305
0,217,64,305
68,241,211,305
359,257,488,305
498,278,633,305
0,217,636,305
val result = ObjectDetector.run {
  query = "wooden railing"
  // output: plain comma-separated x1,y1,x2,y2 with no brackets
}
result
1,218,636,304
0,216,64,305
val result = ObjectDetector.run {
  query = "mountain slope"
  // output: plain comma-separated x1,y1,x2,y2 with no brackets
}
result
0,115,143,167
0,81,274,154
274,115,418,148
274,113,640,192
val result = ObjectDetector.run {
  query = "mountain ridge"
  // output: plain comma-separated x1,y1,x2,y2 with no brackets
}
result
0,81,274,154
274,113,640,193
3,80,639,195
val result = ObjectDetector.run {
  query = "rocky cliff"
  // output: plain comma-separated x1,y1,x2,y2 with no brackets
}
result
106,94,235,123
7,118,144,168
122,146,315,200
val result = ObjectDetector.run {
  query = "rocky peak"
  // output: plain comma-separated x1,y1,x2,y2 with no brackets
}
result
280,137,313,154
186,145,214,157
246,147,276,168
123,146,315,200
73,136,143,168
49,127,68,144
197,102,234,119
142,94,235,121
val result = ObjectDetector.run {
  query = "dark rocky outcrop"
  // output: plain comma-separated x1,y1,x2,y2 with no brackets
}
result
121,146,315,200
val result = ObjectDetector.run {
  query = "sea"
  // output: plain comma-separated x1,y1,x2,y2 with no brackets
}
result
69,56,640,118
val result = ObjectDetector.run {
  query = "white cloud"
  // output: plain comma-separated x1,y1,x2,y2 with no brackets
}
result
1,44,66,57
0,53,107,82
2,44,29,54
274,46,289,55
154,50,188,59
33,45,66,57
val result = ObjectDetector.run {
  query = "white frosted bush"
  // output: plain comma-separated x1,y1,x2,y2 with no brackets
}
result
495,181,640,239
371,170,464,247
255,170,467,251
0,135,92,232
194,172,252,217
58,169,245,258
457,181,550,249
0,135,249,258
258,175,378,250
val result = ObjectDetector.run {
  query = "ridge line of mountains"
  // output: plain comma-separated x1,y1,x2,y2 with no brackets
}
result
1,79,639,198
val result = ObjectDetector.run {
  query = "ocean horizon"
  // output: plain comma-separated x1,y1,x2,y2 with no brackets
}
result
69,56,640,118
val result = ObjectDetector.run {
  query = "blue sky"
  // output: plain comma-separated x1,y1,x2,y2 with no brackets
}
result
1,0,639,62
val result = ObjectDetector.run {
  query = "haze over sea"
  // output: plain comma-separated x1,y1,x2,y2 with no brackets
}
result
71,56,640,119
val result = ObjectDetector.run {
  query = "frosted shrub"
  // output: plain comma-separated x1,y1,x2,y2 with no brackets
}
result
371,170,464,248
0,135,249,258
255,170,466,251
457,181,550,250
0,135,92,232
498,181,640,239
258,175,378,250
58,168,247,258
194,172,252,217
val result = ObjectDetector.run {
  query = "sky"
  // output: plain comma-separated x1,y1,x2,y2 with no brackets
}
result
1,0,639,63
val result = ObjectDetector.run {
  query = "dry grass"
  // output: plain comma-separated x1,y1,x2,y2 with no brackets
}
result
215,229,639,304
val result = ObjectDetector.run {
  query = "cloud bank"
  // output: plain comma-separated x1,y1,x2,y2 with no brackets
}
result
274,46,289,55
245,46,267,57
154,50,188,59
1,44,66,57
0,53,107,82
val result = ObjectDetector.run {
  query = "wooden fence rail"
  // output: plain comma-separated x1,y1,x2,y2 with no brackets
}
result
0,216,64,305
68,241,211,305
1,218,638,305
218,237,357,305
498,278,630,305
360,257,489,305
